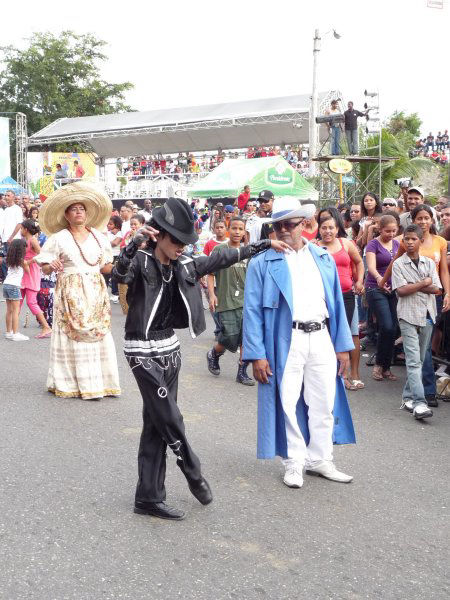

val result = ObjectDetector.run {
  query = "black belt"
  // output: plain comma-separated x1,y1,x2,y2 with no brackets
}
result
292,319,326,333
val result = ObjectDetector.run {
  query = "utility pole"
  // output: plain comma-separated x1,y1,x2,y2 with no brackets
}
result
309,29,320,176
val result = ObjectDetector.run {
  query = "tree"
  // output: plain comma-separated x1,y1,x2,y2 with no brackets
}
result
360,128,433,199
0,31,133,136
385,111,422,138
384,111,422,153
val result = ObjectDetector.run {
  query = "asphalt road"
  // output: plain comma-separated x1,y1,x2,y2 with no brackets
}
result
0,299,449,600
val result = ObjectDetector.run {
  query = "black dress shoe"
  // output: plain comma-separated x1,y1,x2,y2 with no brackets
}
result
134,501,185,520
188,477,213,505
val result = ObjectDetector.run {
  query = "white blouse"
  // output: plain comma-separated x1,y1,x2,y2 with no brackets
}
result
35,228,113,276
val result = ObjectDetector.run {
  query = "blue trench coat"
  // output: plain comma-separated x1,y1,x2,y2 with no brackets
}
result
243,243,356,459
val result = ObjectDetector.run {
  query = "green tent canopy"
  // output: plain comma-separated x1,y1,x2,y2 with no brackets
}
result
188,157,318,200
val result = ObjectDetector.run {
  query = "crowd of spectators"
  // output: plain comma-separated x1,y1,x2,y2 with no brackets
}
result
413,130,449,164
4,183,450,415
115,145,310,180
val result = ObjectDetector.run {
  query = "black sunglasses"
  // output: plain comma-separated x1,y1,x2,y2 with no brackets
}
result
168,232,185,245
273,219,303,232
383,203,396,207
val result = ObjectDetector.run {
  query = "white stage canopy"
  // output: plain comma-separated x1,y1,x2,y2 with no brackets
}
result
28,92,340,158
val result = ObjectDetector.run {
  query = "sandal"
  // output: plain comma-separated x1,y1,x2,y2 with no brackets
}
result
352,379,365,389
35,331,52,339
344,378,358,391
382,370,397,381
372,366,383,381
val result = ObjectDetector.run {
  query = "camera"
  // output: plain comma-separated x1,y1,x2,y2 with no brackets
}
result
394,177,412,187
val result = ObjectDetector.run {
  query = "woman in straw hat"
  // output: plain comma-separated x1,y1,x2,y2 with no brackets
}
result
35,182,121,400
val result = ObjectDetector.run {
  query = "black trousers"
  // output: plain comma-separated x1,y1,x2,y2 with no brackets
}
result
127,334,202,503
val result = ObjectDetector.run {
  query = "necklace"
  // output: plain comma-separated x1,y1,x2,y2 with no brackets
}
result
69,227,103,267
379,237,395,257
161,265,173,283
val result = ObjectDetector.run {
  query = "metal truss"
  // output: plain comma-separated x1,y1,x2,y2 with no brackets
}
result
28,112,309,146
15,113,28,191
312,89,390,205
314,159,380,206
318,89,344,115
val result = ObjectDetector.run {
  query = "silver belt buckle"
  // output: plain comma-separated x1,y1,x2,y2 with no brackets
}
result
304,321,321,333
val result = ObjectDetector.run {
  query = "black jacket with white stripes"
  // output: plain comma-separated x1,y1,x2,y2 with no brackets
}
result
113,238,271,342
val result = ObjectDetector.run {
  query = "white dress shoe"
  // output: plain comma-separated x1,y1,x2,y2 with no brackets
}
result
306,460,353,483
283,463,304,488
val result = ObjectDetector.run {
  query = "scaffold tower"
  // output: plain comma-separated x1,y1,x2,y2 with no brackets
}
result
15,113,28,191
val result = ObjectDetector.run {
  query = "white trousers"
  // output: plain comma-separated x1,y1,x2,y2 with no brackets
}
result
280,328,337,467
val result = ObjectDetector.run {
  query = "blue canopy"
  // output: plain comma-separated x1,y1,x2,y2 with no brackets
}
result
0,176,27,194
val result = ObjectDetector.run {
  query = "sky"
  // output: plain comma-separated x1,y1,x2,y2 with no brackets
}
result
2,0,449,138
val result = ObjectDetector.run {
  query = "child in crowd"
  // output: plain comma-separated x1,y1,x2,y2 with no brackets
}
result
106,215,123,304
391,224,441,420
206,216,254,385
118,214,146,314
203,219,228,337
20,219,52,338
3,239,29,341
36,271,57,329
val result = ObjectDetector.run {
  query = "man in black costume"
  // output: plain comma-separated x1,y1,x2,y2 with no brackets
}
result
114,197,288,520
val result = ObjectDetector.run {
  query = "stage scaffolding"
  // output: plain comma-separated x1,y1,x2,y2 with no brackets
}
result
16,113,28,191
311,89,399,206
312,154,396,206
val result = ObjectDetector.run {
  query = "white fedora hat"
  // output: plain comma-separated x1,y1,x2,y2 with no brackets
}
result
270,198,316,222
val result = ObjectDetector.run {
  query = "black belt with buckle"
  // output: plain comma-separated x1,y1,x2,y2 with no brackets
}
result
292,319,326,333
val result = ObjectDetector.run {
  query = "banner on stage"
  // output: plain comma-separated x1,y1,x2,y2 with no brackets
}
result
27,151,97,197
0,117,11,180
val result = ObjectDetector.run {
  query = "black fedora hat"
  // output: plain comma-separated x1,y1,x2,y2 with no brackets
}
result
152,197,198,245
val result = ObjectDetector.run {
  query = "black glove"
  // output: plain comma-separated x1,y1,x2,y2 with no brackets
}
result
123,237,141,259
248,239,271,256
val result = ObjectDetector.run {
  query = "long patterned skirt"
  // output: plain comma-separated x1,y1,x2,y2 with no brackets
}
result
47,322,121,400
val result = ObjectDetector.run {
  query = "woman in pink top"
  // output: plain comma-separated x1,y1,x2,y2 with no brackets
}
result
20,219,52,338
318,215,364,390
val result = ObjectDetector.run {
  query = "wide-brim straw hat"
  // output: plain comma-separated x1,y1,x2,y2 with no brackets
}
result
38,182,113,236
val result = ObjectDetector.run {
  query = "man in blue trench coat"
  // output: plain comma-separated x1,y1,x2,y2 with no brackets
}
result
243,198,356,488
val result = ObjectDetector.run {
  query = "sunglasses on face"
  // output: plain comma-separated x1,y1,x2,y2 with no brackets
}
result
168,232,184,246
383,203,396,207
273,219,303,232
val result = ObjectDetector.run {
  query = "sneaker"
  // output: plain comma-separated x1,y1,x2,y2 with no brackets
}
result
4,331,13,339
283,463,304,488
402,399,414,413
236,361,255,386
306,460,353,483
206,348,221,376
413,403,433,420
110,295,119,304
11,332,30,341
